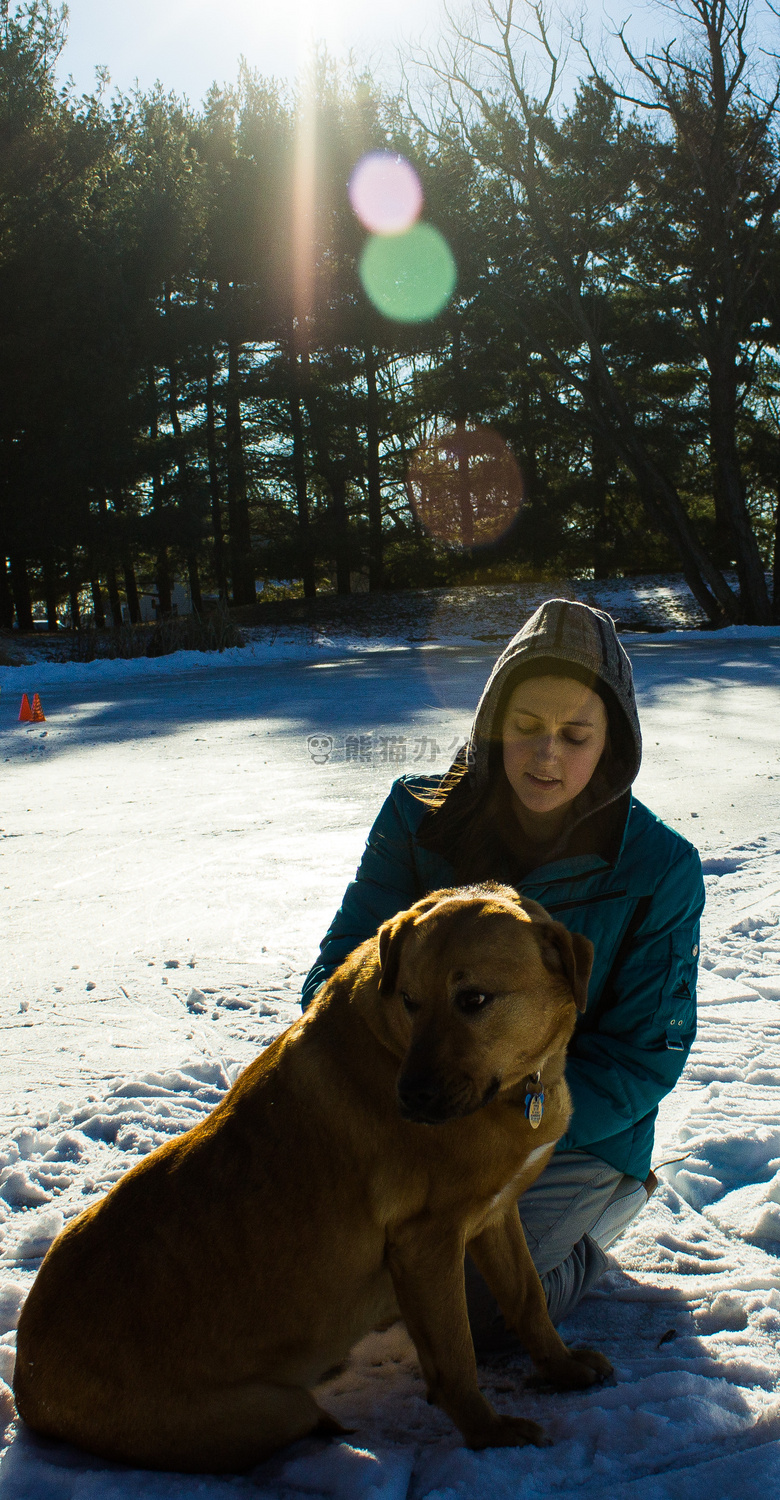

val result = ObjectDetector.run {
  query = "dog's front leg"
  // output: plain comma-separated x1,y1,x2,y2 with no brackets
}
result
467,1209,612,1388
386,1222,550,1450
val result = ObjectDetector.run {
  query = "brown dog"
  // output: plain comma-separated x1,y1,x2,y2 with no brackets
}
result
14,883,611,1471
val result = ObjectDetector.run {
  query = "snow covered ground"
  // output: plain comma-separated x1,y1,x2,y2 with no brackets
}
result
1,615,780,1498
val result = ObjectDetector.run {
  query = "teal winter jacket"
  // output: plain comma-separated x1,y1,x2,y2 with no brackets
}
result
301,779,704,1182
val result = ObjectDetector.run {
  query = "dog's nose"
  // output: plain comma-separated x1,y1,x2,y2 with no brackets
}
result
397,1076,449,1122
398,1079,438,1111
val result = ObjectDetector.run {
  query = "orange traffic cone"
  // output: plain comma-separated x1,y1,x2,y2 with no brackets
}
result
18,693,33,722
30,693,46,723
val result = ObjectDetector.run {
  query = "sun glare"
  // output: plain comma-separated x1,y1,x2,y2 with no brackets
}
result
223,0,380,70
349,154,424,236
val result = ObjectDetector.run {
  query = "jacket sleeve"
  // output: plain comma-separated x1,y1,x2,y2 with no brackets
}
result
300,783,423,1009
559,841,705,1159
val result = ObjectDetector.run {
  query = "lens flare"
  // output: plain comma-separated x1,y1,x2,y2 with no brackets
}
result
406,426,525,548
349,152,423,235
359,224,456,323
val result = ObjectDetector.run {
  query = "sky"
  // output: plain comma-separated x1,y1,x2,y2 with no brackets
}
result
55,0,450,102
52,0,676,107
47,1,780,112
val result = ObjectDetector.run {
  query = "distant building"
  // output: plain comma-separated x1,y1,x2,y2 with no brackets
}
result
127,579,192,622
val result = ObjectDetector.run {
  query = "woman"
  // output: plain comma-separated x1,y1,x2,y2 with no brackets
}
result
302,599,704,1343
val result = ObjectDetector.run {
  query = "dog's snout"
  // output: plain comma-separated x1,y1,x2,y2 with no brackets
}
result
396,1066,479,1124
396,1072,451,1123
397,1076,439,1113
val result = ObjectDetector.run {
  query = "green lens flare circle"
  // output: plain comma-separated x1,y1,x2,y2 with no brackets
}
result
359,223,456,322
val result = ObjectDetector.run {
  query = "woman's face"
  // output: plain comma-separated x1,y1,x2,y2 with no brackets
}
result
501,675,609,836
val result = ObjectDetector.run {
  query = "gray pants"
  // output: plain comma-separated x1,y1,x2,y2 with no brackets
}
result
465,1150,648,1353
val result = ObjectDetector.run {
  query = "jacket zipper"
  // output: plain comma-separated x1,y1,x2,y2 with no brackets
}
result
541,888,629,914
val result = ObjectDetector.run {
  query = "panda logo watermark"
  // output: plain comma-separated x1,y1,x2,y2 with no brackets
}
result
306,732,467,766
307,734,334,765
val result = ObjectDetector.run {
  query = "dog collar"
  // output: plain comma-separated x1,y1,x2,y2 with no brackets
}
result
524,1071,545,1129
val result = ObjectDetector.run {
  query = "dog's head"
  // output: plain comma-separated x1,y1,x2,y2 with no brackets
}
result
375,884,593,1125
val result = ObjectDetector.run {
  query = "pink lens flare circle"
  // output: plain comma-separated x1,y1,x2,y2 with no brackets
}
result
348,152,423,236
406,426,525,550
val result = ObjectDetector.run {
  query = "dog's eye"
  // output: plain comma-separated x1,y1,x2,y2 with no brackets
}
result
401,992,420,1014
455,989,495,1014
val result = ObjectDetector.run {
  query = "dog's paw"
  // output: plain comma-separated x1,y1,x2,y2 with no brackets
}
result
468,1415,552,1450
534,1346,613,1391
571,1347,613,1380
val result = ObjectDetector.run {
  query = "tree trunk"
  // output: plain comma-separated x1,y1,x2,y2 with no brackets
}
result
289,351,316,598
9,552,34,631
206,351,228,601
589,413,612,580
710,467,732,564
123,555,141,624
149,369,173,616
105,560,123,628
450,325,476,556
111,492,142,623
0,553,14,629
517,385,543,573
708,360,772,623
331,472,351,594
156,550,172,617
99,493,127,626
455,421,474,550
91,579,105,628
300,352,351,597
43,555,59,631
365,344,383,590
67,554,80,628
225,339,255,605
187,555,203,614
169,357,203,618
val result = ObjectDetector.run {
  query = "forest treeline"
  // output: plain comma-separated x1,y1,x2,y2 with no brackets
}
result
1,0,779,629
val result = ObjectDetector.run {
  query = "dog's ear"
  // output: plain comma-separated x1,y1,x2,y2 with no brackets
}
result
538,922,594,1013
378,893,450,996
378,916,406,997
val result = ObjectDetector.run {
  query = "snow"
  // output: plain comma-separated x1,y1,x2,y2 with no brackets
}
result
1,600,780,1497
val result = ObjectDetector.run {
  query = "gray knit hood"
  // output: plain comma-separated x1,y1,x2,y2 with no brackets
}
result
466,599,642,836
